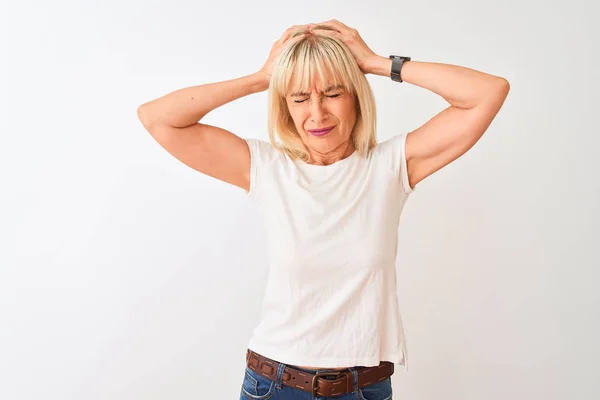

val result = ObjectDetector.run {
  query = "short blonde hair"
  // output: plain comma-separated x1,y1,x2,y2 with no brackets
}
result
267,25,378,163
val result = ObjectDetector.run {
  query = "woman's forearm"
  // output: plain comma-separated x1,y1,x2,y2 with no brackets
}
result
137,72,269,128
367,57,508,109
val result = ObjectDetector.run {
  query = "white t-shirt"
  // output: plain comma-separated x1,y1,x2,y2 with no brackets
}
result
243,132,414,372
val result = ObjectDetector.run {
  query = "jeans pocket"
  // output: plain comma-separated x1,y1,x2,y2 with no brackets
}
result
240,367,276,400
358,377,393,400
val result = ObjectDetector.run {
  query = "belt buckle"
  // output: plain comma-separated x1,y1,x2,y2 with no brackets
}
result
310,370,350,397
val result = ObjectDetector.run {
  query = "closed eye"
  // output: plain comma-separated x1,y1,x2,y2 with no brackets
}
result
293,94,341,104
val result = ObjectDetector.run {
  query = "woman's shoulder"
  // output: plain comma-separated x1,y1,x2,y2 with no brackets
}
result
369,133,411,169
375,133,409,151
245,137,289,168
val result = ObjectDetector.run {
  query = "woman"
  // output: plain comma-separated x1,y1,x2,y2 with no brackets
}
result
137,19,509,400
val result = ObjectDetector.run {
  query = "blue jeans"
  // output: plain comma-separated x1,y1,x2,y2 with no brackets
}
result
239,355,393,400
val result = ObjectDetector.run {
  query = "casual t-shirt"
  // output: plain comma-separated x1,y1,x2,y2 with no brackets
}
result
242,132,415,372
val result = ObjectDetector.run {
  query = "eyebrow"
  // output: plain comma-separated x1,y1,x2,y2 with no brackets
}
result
289,84,344,97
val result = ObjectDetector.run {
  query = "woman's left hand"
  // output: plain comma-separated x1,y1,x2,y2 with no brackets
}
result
308,20,379,74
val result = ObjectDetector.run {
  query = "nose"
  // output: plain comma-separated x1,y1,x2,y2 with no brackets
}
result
309,98,329,124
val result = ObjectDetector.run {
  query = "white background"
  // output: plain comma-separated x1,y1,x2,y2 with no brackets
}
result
2,0,599,399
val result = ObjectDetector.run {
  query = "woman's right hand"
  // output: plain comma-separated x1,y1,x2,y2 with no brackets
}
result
258,25,312,85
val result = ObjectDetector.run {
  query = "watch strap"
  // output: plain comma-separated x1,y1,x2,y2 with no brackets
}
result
389,55,411,82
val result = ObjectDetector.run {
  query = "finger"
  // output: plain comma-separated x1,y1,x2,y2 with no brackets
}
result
312,27,342,40
285,32,308,46
278,27,297,44
279,24,310,44
330,19,352,31
310,21,339,33
315,19,347,34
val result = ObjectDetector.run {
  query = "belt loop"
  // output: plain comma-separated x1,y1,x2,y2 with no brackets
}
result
350,367,359,392
275,362,286,389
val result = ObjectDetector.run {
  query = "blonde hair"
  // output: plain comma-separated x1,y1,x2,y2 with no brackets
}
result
267,25,378,163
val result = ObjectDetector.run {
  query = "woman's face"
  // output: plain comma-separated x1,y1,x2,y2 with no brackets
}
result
285,73,357,159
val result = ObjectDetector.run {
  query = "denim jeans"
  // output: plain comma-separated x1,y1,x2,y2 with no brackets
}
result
239,354,393,400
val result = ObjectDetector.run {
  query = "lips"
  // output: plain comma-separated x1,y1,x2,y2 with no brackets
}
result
308,126,335,136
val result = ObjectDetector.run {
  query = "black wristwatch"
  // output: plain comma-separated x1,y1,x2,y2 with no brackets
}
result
389,55,411,82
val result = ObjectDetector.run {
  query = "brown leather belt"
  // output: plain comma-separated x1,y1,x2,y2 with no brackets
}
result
246,349,394,397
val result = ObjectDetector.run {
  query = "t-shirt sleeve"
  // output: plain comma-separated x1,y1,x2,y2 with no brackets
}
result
381,132,415,195
243,138,277,198
398,132,415,194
